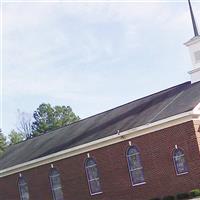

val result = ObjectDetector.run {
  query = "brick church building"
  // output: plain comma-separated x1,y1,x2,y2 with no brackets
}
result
1,1,200,200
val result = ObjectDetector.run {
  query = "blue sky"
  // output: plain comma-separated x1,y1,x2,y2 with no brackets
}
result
1,1,200,135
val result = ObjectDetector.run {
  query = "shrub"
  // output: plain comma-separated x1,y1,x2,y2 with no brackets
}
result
149,198,161,200
190,189,200,197
162,196,175,200
176,192,190,199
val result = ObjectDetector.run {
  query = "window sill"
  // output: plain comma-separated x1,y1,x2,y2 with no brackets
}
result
133,182,146,187
177,172,189,176
91,191,103,196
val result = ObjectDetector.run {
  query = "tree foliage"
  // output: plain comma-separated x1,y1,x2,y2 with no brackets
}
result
0,103,79,144
0,129,7,155
32,103,80,136
8,130,24,145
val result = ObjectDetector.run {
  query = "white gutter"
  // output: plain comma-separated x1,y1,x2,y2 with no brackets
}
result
0,109,199,178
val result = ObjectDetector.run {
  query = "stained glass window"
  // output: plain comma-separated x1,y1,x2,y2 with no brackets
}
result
85,157,102,195
127,146,145,186
49,168,64,200
18,176,29,200
173,148,188,175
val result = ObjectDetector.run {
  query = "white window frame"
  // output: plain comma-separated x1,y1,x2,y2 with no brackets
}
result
173,148,189,176
126,146,146,187
18,176,30,200
49,168,64,200
85,157,102,196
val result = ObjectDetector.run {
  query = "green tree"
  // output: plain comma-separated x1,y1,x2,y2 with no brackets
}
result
8,130,24,145
0,129,7,155
32,103,80,136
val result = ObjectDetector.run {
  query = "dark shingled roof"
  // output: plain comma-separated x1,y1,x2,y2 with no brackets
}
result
0,81,200,170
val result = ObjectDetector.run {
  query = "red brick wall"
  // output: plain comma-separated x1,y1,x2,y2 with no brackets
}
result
194,120,200,151
0,120,200,200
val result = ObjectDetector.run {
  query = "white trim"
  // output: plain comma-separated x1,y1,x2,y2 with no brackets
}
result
172,147,189,176
133,182,146,187
184,36,200,46
188,67,200,74
85,157,102,196
0,108,199,177
129,167,143,171
86,164,97,169
193,102,200,115
91,191,103,196
89,177,100,181
176,172,189,176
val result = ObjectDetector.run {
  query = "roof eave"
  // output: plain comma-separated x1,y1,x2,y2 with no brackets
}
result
184,36,200,46
0,108,199,178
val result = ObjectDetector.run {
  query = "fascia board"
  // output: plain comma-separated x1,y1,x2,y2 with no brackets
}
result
184,36,200,46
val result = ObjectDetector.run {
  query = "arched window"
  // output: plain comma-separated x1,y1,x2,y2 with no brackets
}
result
49,168,64,200
18,176,30,200
85,157,102,195
173,148,188,175
126,146,145,186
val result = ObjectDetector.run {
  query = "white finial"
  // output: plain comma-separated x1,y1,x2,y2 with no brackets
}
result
128,141,132,146
87,153,90,158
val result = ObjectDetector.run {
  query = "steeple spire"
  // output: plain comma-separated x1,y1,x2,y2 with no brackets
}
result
188,0,199,37
185,0,200,83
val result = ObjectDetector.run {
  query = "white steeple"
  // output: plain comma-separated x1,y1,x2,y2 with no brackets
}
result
184,0,200,83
